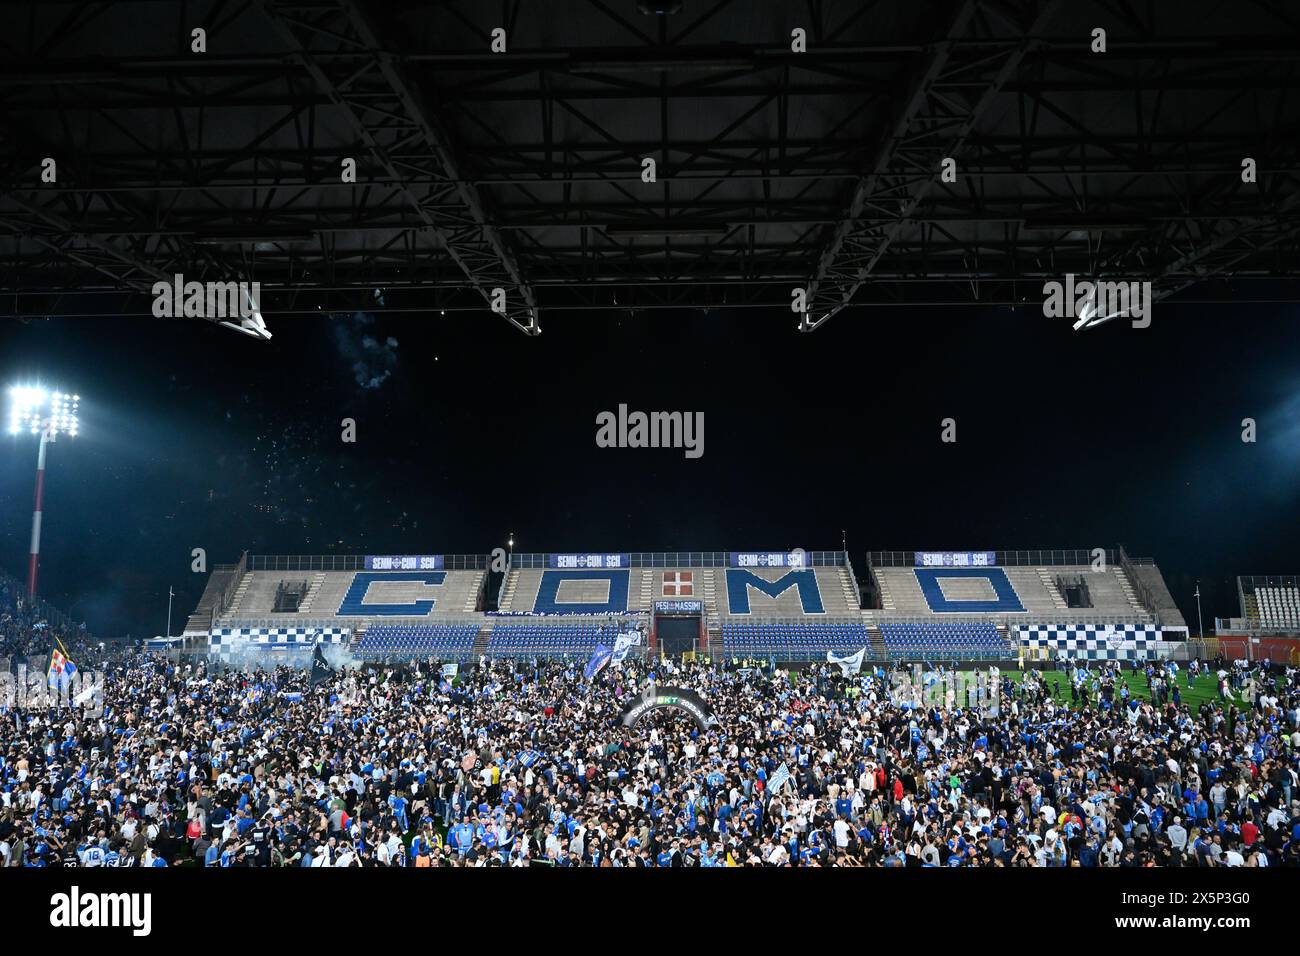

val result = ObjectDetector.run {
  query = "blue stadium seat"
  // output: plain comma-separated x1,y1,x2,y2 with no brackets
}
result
879,622,1007,658
486,622,609,658
719,622,868,656
356,623,478,659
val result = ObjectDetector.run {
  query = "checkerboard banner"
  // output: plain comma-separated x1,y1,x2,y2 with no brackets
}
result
1014,623,1166,661
208,627,350,659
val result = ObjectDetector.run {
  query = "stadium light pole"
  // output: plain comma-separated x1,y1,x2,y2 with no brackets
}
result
1194,583,1204,640
8,386,79,598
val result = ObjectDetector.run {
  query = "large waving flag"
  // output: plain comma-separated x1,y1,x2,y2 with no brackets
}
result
826,647,866,676
47,638,78,692
310,642,336,688
611,632,641,665
767,762,793,794
584,643,613,681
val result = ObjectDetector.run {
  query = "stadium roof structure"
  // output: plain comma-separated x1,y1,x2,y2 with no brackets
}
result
2,0,1299,334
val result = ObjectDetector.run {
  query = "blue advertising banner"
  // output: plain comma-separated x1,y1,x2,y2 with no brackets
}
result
914,551,996,568
549,553,629,569
730,552,807,569
364,555,444,570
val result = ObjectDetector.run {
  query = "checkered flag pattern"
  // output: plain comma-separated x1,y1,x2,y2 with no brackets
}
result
1015,623,1170,661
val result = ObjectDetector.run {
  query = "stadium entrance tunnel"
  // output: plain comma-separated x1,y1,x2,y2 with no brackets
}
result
620,687,717,732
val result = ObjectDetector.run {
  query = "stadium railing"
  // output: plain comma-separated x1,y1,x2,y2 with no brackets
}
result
867,549,1121,568
245,554,490,571
864,612,1153,627
508,551,850,569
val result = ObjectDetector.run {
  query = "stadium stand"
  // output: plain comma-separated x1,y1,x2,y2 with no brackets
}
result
217,568,487,620
191,551,1184,663
355,623,479,659
879,622,1007,658
498,564,858,617
486,621,612,656
1243,577,1300,629
1126,560,1187,627
1257,586,1300,627
872,564,1155,620
724,567,825,615
720,621,870,657
497,568,630,614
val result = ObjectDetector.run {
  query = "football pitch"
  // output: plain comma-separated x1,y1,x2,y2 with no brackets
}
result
1000,666,1239,713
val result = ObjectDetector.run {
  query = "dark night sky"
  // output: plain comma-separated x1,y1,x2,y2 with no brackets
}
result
1,304,1297,637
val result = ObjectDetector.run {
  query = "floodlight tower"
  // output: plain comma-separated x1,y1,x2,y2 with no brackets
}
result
7,386,79,597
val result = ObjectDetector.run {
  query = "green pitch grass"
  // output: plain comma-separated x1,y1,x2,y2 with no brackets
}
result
1000,666,1239,713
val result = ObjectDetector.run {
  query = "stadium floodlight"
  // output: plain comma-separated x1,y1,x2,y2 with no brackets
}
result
8,385,80,597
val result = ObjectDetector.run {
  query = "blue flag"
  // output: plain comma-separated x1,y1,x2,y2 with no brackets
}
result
584,643,613,681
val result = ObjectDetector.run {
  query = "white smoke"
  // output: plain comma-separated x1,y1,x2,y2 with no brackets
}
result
210,640,358,675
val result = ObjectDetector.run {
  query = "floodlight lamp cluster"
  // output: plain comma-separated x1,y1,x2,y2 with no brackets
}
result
7,386,80,437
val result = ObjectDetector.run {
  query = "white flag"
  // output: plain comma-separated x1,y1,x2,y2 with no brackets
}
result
827,647,866,676
768,762,793,794
611,632,641,665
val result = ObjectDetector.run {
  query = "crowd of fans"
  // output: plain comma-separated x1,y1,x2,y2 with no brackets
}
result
2,635,1297,868
0,574,99,666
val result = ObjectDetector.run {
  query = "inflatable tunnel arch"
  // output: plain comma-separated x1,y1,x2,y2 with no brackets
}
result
619,685,717,731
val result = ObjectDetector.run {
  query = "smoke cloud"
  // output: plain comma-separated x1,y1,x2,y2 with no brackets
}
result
332,311,398,390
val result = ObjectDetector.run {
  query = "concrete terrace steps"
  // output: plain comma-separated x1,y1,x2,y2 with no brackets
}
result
1113,567,1146,615
867,625,886,657
1037,568,1069,610
297,573,327,613
497,568,519,611
874,569,896,612
184,565,239,633
226,573,253,616
638,569,654,612
472,624,492,657
838,566,860,611
499,569,544,612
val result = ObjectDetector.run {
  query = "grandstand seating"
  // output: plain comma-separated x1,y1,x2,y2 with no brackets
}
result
497,564,858,618
498,569,630,614
879,622,1007,657
873,565,1152,619
355,623,479,658
913,568,1024,613
486,622,611,656
720,621,869,656
1254,585,1300,628
722,568,826,615
218,569,486,620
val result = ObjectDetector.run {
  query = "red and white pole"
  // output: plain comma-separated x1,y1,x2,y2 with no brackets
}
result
26,427,51,598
